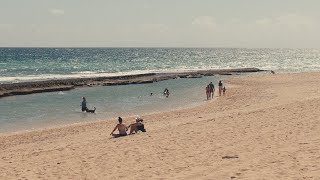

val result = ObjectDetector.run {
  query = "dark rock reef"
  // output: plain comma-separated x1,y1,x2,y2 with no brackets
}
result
0,68,264,98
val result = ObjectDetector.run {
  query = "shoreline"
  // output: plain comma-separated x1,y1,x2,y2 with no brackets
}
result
0,98,208,136
0,68,264,98
2,72,319,179
0,72,229,136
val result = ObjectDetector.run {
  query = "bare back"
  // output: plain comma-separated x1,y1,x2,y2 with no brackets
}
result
117,124,127,134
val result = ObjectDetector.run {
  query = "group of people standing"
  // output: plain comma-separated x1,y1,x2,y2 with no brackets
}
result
205,80,226,100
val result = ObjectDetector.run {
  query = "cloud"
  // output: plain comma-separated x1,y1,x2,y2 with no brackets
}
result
229,18,241,24
275,14,314,28
192,16,217,29
49,9,65,16
256,18,273,25
256,14,316,29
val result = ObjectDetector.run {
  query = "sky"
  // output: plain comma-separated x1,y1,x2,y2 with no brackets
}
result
0,0,320,48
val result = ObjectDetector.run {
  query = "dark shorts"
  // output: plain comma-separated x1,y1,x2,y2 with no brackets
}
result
137,125,146,132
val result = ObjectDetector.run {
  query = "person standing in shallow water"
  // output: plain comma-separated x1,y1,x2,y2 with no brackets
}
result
218,80,223,96
81,97,87,112
209,82,215,99
205,85,210,100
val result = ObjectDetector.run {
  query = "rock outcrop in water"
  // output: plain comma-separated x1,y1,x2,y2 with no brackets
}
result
0,68,264,98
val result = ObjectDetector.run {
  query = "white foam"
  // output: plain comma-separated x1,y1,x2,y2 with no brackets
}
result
0,70,158,83
0,68,224,83
71,71,97,74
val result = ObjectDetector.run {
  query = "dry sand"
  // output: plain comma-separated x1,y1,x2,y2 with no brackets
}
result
1,72,320,179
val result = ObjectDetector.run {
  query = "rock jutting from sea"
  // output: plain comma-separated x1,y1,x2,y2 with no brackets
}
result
0,68,264,98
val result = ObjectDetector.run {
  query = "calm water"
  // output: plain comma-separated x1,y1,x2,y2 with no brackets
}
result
1,48,319,133
0,75,233,133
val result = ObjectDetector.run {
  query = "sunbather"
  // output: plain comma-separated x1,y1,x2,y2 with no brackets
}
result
128,117,146,134
110,117,128,138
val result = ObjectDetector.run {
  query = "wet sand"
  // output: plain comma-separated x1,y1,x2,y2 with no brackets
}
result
1,72,320,179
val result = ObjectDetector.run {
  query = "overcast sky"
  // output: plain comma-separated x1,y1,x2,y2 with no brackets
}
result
0,0,320,48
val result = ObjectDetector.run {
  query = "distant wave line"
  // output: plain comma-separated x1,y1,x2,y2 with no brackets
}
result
0,68,222,83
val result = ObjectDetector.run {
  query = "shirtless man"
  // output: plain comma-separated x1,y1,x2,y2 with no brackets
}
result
110,117,128,138
209,82,215,99
218,80,223,96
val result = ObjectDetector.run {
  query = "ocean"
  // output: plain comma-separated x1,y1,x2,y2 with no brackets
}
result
1,48,320,133
1,48,320,83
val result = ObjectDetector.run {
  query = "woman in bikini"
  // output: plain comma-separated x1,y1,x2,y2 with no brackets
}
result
110,117,128,138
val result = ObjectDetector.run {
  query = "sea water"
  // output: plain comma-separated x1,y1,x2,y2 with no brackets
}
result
0,75,232,133
1,48,320,133
1,48,320,83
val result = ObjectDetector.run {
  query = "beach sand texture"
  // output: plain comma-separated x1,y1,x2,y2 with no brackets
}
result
1,72,320,179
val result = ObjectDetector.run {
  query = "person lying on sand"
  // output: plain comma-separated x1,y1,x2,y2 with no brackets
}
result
128,117,146,135
110,117,128,138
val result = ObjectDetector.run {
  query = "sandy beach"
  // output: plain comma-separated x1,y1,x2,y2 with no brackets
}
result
1,72,320,179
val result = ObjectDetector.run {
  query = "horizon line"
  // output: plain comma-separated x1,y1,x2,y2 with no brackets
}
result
0,46,319,49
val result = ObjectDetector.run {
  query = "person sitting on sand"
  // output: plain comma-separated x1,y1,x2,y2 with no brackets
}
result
128,117,146,135
110,117,128,138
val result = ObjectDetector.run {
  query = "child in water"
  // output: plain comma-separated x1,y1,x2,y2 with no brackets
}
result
163,88,170,98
